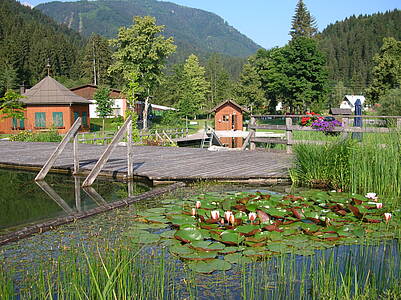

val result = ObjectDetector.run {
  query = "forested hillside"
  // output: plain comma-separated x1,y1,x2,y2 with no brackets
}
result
0,0,83,93
319,9,401,89
36,0,261,61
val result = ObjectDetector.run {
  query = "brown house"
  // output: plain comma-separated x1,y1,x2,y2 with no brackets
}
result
0,76,91,134
211,99,249,148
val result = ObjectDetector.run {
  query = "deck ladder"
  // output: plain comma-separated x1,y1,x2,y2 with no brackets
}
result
35,117,82,181
82,115,133,187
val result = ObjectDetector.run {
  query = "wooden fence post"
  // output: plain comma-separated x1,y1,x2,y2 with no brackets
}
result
250,116,256,151
285,117,293,154
397,118,401,129
127,119,133,178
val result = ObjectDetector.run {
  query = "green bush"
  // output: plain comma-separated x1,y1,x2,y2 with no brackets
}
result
10,130,62,142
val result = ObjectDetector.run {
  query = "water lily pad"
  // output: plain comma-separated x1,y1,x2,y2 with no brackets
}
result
220,231,245,245
190,241,225,251
187,259,231,273
218,246,245,254
224,253,253,264
170,244,194,255
175,227,204,243
180,251,217,261
132,233,160,244
160,230,176,239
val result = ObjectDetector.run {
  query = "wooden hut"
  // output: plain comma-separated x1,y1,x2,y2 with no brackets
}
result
0,76,91,134
211,99,249,148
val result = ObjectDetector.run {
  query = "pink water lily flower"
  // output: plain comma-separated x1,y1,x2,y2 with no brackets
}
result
365,193,378,201
229,214,235,225
195,201,201,209
211,210,220,220
220,218,225,225
224,211,233,222
384,213,392,223
248,212,257,222
191,208,196,216
376,203,383,209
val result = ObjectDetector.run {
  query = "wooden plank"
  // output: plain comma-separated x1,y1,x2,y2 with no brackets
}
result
285,117,293,154
249,124,286,130
252,137,288,144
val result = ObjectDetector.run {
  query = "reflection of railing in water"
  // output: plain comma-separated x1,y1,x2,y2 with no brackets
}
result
35,176,147,214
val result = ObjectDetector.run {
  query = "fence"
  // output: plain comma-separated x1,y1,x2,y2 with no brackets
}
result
247,115,401,153
77,128,188,146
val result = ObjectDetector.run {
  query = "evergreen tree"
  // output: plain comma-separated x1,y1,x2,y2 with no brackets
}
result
366,37,401,104
284,37,329,112
235,63,266,113
109,16,176,129
82,34,113,86
205,53,233,108
290,0,317,39
177,54,209,118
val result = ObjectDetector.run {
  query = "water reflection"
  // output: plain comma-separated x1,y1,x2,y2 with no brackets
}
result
0,169,150,233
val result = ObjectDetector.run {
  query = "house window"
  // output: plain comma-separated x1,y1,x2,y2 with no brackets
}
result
35,112,46,128
12,118,25,129
222,115,229,122
82,112,88,127
52,112,64,128
74,112,79,121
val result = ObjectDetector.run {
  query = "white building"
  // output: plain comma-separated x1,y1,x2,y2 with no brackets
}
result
340,95,366,112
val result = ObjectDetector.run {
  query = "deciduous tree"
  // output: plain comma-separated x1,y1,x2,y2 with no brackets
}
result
366,37,401,104
0,90,25,129
109,16,176,129
94,87,113,135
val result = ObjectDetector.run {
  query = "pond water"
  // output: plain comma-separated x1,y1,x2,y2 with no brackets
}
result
0,169,150,235
0,175,400,299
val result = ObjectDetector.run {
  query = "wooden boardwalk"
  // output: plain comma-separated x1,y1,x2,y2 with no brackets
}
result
0,141,292,182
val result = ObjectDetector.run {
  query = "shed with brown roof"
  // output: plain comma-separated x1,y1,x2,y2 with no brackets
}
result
211,99,249,148
0,76,91,134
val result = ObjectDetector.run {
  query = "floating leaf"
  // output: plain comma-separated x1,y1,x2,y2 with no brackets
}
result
175,227,204,243
224,253,253,264
187,259,231,273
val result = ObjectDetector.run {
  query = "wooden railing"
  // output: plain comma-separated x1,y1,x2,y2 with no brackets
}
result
77,128,188,145
248,115,401,153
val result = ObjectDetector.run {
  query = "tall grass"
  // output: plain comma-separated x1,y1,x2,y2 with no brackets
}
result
291,130,401,199
0,245,195,300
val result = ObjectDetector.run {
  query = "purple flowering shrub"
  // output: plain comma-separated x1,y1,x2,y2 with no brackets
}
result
312,119,343,135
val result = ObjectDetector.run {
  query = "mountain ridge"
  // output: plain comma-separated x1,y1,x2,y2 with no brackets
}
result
36,0,261,59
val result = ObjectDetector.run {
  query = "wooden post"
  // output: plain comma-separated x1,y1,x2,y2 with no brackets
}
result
397,118,401,129
285,117,293,154
73,133,79,174
341,117,349,139
250,116,256,151
127,119,133,178
74,176,81,212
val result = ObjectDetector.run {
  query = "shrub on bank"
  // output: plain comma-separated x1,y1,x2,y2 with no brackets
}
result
9,130,62,143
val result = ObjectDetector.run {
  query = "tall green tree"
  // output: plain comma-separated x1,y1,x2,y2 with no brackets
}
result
284,37,329,112
250,48,289,113
94,87,113,136
177,54,209,118
205,53,233,108
234,63,266,114
0,65,18,96
366,37,401,104
109,16,176,129
82,34,113,86
377,88,401,116
0,90,25,129
290,0,317,39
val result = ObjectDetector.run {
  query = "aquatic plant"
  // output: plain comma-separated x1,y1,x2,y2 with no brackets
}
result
129,190,397,274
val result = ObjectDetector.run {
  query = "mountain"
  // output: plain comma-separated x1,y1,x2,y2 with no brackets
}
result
318,9,401,89
0,0,83,92
36,0,261,61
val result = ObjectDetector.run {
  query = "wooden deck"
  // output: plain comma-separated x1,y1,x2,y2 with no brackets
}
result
0,141,292,182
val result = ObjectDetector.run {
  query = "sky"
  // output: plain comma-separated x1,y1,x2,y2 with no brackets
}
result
26,0,401,49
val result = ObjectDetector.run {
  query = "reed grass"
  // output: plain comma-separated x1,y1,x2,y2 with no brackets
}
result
291,130,401,199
